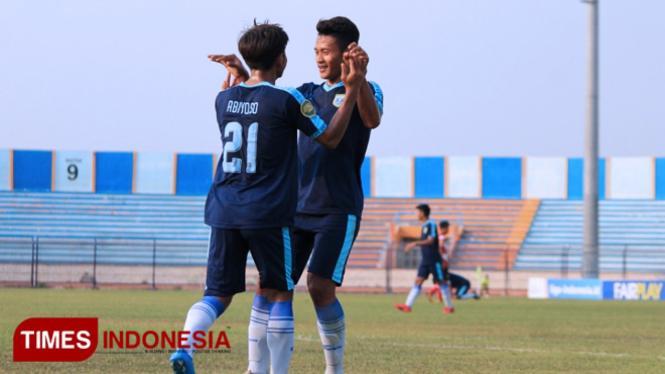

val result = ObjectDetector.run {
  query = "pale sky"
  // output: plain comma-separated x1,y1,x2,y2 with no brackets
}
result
1,0,664,157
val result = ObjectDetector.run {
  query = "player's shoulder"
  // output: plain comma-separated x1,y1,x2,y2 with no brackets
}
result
269,84,319,119
367,81,383,93
216,86,235,100
367,81,384,114
296,82,319,97
215,87,240,108
270,84,310,104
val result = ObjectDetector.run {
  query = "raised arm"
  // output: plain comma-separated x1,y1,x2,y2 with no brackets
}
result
314,52,366,149
348,45,382,129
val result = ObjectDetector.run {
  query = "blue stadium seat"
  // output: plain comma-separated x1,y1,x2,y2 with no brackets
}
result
514,200,665,272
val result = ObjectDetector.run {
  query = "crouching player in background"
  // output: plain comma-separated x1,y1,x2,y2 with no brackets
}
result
395,204,455,314
449,272,481,300
169,21,365,374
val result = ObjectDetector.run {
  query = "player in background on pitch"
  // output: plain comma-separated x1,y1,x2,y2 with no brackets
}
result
449,272,481,300
481,274,491,297
169,21,366,374
395,204,455,314
427,220,454,308
210,17,382,374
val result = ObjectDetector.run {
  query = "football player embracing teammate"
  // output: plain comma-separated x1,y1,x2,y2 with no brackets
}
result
209,16,383,374
169,20,367,374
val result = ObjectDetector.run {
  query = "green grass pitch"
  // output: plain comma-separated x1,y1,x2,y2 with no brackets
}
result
1,288,664,373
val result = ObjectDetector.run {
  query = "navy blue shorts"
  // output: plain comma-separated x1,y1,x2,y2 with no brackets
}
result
292,214,360,286
417,262,447,283
203,227,294,298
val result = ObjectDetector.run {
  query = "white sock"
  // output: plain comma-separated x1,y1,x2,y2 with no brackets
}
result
460,292,478,300
182,296,225,358
440,283,454,309
267,301,294,374
405,285,421,307
248,294,270,374
315,299,345,374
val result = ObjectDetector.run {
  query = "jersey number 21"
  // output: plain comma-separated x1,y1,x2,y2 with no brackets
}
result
222,122,258,174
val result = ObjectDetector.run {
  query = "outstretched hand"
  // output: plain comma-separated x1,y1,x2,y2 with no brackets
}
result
208,54,249,90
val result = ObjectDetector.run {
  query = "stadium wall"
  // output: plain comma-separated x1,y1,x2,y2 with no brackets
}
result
2,150,663,200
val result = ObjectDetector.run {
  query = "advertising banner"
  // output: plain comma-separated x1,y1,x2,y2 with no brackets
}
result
547,278,603,300
528,278,664,301
603,280,664,301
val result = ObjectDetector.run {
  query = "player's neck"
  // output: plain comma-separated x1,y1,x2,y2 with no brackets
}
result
245,69,278,86
325,76,342,87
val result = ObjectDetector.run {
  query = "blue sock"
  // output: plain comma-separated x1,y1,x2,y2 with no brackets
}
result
315,299,345,374
182,296,225,358
460,292,478,300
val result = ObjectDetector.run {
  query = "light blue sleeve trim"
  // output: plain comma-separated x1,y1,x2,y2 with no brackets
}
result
368,81,384,116
273,85,328,138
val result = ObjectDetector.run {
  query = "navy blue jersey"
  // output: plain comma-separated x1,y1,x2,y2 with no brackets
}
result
296,81,383,217
449,273,471,290
419,219,442,265
205,81,327,229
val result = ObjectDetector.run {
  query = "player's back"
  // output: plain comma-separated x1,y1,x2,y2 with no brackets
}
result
449,273,470,288
205,82,327,229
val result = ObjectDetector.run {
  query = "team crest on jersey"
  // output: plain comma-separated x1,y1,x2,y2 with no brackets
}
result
300,100,316,117
332,94,345,108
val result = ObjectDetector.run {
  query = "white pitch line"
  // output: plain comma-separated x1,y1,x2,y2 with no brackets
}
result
295,335,660,361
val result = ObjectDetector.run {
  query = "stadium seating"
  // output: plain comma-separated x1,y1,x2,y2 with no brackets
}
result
514,200,665,272
359,198,537,270
0,192,210,266
5,192,662,273
0,192,536,271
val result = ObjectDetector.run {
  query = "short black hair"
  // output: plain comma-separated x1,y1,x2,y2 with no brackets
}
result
316,16,359,51
238,20,289,71
416,204,430,218
439,221,450,228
